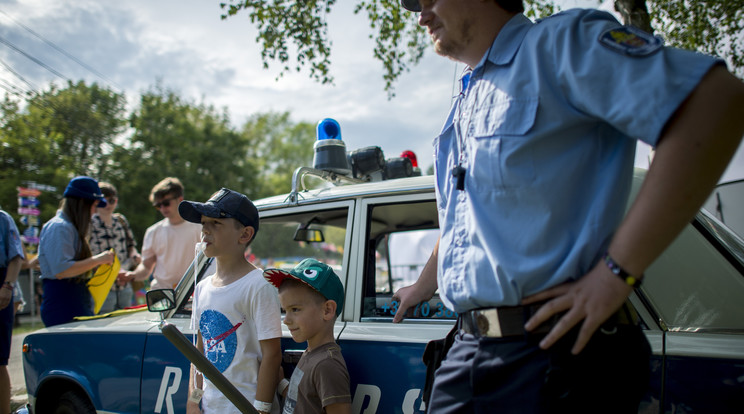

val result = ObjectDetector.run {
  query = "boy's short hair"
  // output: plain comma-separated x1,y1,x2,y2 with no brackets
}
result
149,177,184,203
278,278,328,305
263,258,344,316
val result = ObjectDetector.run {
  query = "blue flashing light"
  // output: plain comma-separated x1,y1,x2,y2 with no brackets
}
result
317,118,341,140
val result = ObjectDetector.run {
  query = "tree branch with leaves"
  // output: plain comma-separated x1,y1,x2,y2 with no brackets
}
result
219,0,743,95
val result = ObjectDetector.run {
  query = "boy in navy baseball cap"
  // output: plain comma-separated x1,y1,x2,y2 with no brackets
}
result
264,259,351,412
179,188,259,235
178,188,282,414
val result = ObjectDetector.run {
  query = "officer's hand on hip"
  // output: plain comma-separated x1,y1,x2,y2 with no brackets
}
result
522,262,633,354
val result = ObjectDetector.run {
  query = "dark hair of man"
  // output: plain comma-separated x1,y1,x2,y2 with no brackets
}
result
98,182,117,199
60,196,95,267
497,0,525,13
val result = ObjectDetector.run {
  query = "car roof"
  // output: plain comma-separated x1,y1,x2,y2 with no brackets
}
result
255,174,436,210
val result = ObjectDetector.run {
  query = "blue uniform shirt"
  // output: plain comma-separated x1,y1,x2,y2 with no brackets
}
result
433,9,720,312
0,210,24,269
39,211,81,279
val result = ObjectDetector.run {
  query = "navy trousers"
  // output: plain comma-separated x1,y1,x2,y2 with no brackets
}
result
428,322,651,414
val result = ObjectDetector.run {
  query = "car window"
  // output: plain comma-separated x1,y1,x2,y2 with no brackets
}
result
380,229,439,294
641,211,744,332
361,200,457,321
174,207,350,317
251,211,346,275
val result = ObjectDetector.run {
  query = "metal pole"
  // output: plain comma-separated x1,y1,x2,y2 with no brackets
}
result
159,321,258,414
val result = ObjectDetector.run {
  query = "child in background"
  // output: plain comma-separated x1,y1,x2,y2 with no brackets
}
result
264,258,351,414
179,188,282,414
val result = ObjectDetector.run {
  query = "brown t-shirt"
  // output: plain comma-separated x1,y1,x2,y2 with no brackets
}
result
283,342,351,414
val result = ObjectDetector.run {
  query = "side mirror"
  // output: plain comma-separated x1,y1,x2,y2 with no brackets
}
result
146,289,176,312
293,227,325,243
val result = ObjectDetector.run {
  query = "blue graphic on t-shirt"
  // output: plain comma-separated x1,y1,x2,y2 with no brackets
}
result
200,309,240,372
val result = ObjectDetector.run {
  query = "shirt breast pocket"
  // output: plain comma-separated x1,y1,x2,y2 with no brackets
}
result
470,94,538,192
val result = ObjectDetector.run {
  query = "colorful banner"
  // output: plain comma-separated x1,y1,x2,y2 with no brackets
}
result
22,227,38,238
17,187,41,197
18,207,40,216
18,197,40,207
21,236,39,245
19,216,40,226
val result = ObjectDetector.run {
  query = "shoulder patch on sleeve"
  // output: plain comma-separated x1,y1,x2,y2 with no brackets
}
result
599,26,663,57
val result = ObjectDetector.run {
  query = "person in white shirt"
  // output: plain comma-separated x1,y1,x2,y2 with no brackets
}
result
123,177,201,289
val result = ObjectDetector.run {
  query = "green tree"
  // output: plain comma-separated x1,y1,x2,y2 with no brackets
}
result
219,0,742,94
0,81,127,222
241,112,316,198
648,0,743,72
122,85,258,239
1,81,320,243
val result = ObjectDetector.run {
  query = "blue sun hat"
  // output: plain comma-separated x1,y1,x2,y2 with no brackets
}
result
264,258,345,316
63,176,107,207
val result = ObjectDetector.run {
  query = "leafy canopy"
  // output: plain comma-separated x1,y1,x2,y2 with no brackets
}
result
1,81,316,242
219,0,743,96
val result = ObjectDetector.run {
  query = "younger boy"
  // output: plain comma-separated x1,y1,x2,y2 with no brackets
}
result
264,259,351,414
179,188,282,414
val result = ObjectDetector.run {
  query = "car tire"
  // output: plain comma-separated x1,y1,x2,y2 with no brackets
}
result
52,390,95,414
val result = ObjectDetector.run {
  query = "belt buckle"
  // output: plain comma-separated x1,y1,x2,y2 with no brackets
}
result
473,309,503,338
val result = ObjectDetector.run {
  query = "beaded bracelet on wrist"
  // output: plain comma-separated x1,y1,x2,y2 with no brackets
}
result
603,251,642,288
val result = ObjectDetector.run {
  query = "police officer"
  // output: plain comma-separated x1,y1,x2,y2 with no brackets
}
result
393,0,744,412
0,208,24,414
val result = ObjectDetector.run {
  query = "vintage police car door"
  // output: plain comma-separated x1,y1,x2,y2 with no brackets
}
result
340,192,453,414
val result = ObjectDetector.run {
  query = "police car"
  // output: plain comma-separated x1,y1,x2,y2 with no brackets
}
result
17,138,744,413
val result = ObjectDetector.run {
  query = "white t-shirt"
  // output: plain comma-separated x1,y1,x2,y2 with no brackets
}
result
193,269,283,414
141,218,201,289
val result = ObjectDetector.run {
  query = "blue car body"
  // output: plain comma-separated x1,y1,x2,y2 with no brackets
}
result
19,170,744,413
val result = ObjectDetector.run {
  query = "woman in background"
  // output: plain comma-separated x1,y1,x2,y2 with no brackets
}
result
38,176,114,327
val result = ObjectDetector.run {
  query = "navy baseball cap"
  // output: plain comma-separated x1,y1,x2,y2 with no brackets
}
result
401,0,421,12
178,188,259,233
63,176,107,207
264,258,345,316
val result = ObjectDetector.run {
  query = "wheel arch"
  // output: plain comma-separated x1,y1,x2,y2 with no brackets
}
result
33,374,96,413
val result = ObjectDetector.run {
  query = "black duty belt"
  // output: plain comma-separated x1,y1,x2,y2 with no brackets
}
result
459,303,555,338
458,302,638,339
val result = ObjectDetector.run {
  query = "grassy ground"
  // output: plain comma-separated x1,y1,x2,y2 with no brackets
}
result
12,314,44,336
12,321,43,336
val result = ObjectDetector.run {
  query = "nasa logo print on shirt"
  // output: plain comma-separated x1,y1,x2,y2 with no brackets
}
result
200,309,242,372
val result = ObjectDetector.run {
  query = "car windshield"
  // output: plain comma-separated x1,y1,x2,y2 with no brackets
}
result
640,209,744,333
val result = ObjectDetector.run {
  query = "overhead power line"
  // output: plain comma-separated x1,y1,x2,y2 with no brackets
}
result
0,35,68,80
0,57,38,92
0,9,122,91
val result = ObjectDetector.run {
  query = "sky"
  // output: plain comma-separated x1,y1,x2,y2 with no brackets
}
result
0,0,742,182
